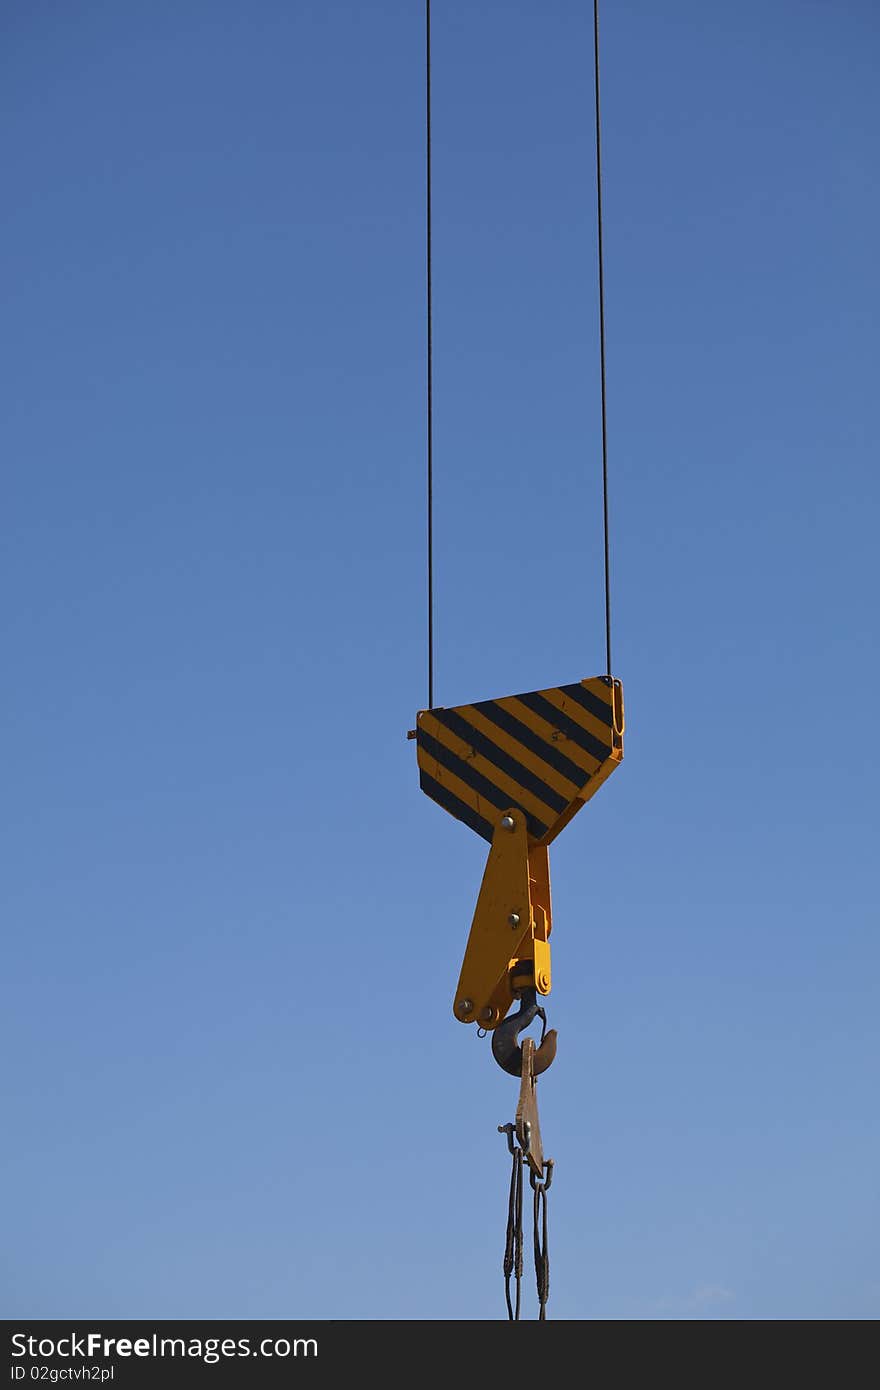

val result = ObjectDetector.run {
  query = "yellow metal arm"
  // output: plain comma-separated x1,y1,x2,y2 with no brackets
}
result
452,808,552,1029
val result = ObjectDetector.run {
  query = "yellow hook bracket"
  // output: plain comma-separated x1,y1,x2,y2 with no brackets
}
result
412,676,624,1029
451,806,551,1028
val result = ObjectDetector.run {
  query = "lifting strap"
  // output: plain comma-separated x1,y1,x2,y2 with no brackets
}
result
499,1039,554,1321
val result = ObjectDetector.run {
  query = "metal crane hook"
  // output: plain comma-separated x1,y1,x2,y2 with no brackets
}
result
491,987,558,1077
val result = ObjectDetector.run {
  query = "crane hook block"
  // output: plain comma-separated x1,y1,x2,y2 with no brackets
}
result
412,676,624,1028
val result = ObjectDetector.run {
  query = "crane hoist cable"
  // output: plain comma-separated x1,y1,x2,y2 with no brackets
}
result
413,0,622,1320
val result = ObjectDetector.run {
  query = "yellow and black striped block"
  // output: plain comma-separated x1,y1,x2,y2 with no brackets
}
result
416,676,624,846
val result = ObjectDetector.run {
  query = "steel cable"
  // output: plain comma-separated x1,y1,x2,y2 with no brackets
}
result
425,0,435,709
593,0,613,675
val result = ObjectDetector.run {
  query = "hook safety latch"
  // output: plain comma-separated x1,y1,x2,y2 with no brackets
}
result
491,988,557,1078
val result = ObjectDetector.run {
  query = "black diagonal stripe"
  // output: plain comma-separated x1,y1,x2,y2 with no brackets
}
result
515,690,613,765
418,729,549,840
419,771,495,843
473,700,592,788
432,707,568,816
559,680,614,727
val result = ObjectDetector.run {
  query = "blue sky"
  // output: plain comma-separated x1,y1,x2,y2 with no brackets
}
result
2,0,877,1320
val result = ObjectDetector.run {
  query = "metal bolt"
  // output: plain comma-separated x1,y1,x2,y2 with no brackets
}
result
480,1006,497,1024
508,912,521,929
457,998,474,1016
501,814,516,831
537,972,550,992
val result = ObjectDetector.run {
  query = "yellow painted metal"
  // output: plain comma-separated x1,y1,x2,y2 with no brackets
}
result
414,675,624,1029
525,843,552,997
453,807,554,1029
416,676,624,847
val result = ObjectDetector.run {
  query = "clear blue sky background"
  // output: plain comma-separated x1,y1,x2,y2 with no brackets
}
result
2,1,877,1321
